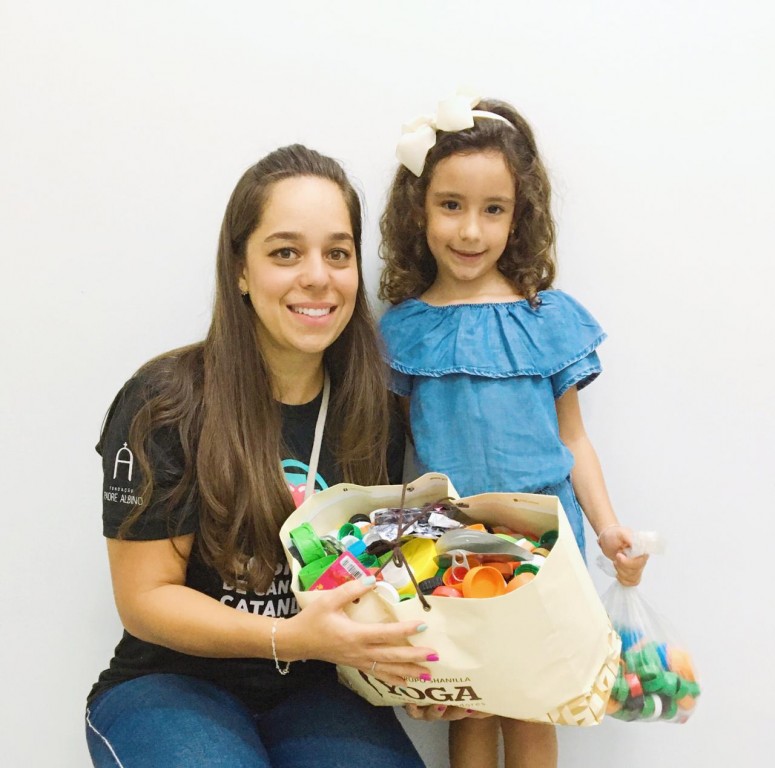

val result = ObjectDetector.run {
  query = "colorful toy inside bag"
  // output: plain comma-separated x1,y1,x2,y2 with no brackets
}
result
598,532,700,724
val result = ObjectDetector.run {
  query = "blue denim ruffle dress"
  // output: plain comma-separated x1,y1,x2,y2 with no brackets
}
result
379,290,606,554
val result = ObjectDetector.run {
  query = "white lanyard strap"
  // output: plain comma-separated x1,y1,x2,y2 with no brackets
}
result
304,370,330,502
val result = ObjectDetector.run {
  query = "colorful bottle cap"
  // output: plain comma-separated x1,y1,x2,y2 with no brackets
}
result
289,522,326,565
655,642,670,669
667,647,696,682
625,673,643,698
612,706,638,722
659,694,678,720
642,694,662,721
486,561,520,578
442,565,469,586
623,694,644,714
611,674,630,702
348,513,371,524
641,667,667,693
461,566,506,598
505,571,535,592
531,547,551,558
418,576,445,595
674,676,692,699
338,523,363,540
373,580,401,603
636,643,664,668
381,559,411,589
619,629,643,652
298,554,337,590
357,553,378,568
432,585,463,597
677,695,696,711
346,539,367,558
466,523,487,532
340,534,361,549
538,530,559,549
623,650,640,671
514,563,540,577
660,671,681,696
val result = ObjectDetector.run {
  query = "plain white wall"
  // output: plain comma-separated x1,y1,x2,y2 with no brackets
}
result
2,1,772,765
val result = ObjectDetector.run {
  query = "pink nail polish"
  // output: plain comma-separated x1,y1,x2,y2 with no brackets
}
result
420,673,432,682
437,705,447,712
466,709,475,714
426,653,439,662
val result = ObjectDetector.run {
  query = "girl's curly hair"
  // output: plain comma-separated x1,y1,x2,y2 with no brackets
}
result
379,99,556,307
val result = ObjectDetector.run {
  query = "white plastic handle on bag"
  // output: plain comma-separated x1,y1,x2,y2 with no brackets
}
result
596,530,666,577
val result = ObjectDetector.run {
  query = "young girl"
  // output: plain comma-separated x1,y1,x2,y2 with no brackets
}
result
379,94,648,768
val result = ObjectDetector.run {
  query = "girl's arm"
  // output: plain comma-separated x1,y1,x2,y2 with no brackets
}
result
106,534,436,686
555,386,648,586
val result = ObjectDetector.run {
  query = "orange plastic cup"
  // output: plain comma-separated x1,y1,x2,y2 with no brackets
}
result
461,566,507,598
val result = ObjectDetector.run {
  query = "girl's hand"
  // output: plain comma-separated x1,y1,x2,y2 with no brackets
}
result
598,525,649,586
286,578,437,686
403,704,494,722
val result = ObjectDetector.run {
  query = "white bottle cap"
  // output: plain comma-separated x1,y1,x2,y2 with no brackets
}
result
381,560,411,588
373,581,401,603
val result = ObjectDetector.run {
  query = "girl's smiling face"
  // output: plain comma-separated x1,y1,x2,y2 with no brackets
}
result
239,176,359,370
424,151,516,299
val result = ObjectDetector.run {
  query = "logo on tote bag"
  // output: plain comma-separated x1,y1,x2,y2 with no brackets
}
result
357,672,482,704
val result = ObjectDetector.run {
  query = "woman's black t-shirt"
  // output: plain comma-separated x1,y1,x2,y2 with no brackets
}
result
89,373,405,711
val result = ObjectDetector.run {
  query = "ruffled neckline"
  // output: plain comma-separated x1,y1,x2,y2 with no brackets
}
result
379,290,606,379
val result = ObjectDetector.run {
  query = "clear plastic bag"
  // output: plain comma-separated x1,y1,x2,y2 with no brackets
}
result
598,533,701,723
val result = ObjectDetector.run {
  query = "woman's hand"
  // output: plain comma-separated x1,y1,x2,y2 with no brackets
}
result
403,704,494,722
284,577,438,686
598,525,648,586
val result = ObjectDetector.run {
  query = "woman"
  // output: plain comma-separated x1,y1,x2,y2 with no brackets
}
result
85,145,436,767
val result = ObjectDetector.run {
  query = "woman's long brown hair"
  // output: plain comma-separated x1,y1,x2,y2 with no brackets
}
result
117,145,392,592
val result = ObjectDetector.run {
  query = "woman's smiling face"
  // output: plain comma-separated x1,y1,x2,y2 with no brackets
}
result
239,176,359,369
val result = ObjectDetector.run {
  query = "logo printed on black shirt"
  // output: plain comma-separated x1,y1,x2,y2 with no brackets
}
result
113,442,134,481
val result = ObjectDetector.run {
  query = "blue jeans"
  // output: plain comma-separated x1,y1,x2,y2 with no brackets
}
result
85,673,424,767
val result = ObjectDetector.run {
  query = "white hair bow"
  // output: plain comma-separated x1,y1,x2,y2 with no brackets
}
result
396,92,513,177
